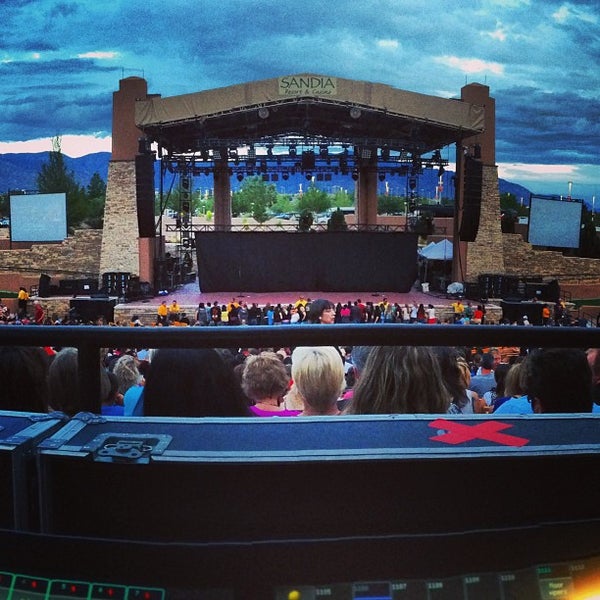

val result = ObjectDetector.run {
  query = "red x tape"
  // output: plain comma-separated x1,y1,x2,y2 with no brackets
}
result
429,419,530,447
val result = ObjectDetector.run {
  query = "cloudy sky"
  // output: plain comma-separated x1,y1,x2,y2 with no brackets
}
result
0,0,598,201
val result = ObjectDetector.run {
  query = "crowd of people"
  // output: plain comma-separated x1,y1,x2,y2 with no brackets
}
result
0,288,581,328
1,330,598,418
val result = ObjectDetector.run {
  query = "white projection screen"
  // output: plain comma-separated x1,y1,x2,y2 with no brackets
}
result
528,196,582,249
10,193,67,242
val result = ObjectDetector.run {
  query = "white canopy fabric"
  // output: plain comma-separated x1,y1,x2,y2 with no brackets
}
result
418,239,453,260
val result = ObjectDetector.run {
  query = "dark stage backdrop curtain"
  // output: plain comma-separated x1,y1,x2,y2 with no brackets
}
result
195,231,418,293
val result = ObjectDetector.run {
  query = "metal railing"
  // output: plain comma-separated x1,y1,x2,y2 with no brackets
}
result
2,324,600,413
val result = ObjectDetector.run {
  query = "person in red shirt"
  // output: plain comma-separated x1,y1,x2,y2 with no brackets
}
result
33,300,45,325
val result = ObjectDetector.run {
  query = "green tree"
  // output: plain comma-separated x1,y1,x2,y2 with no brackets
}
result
327,208,348,231
232,176,277,222
270,194,296,215
36,136,87,230
85,172,107,228
500,192,528,217
377,194,404,215
296,184,331,213
331,188,353,209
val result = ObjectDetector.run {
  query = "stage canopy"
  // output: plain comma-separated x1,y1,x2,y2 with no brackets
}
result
418,239,453,260
135,73,484,155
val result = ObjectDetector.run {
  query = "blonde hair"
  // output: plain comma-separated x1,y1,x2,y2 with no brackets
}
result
291,346,345,414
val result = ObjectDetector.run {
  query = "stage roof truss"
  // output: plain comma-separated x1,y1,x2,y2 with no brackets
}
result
137,73,484,160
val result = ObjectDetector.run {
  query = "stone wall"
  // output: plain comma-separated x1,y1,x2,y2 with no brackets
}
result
465,164,505,280
0,229,102,297
99,160,140,276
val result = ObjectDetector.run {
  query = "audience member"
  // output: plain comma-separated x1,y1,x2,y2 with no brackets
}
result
483,362,511,407
586,348,600,411
492,361,526,412
432,346,487,414
47,347,111,416
345,346,451,414
306,298,336,324
102,371,125,416
143,348,249,417
469,352,496,396
0,346,50,413
494,348,592,414
291,346,346,416
242,351,299,416
526,348,592,413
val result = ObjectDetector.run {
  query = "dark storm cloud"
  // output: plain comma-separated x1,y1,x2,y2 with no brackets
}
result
494,87,600,164
0,0,598,193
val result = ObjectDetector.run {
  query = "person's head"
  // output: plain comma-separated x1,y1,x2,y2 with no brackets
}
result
112,354,143,395
504,362,525,397
306,298,336,324
480,352,495,371
48,347,110,416
143,348,249,417
347,346,451,415
525,348,592,413
0,346,50,413
586,348,600,385
291,346,345,415
241,351,289,404
431,346,470,409
492,363,511,396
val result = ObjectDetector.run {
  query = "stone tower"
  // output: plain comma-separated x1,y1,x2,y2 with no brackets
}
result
99,77,156,283
453,83,505,282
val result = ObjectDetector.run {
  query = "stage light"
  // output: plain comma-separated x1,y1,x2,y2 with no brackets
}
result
378,173,386,182
352,170,359,181
361,148,372,160
380,147,390,161
305,173,312,181
247,145,256,159
212,149,222,160
237,173,244,182
282,172,289,180
350,107,361,119
289,144,297,157
319,144,328,157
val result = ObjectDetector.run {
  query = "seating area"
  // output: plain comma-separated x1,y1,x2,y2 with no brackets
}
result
1,323,600,597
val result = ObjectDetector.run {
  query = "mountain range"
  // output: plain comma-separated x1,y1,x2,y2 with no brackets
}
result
0,151,532,201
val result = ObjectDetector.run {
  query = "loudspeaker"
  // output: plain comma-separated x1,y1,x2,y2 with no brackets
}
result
38,274,51,298
459,157,483,242
135,153,156,238
545,279,560,303
301,150,315,170
69,298,116,323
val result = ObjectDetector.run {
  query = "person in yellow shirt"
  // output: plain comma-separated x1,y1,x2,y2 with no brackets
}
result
156,300,168,325
17,286,29,319
169,300,181,323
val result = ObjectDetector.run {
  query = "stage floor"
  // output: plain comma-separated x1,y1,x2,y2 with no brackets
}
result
126,279,459,309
